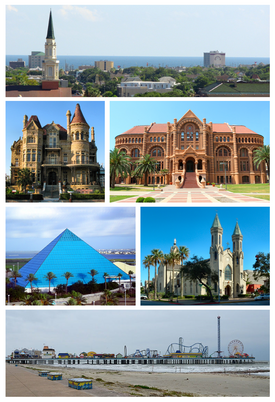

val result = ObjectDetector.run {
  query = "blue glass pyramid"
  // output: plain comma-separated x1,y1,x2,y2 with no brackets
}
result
16,229,130,290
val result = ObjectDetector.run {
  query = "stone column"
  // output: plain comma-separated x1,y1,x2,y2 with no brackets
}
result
248,150,255,184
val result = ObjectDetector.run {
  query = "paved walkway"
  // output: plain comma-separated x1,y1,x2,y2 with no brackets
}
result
112,186,269,204
6,364,125,397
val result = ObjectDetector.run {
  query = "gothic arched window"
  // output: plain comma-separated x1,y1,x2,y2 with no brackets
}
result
225,265,232,280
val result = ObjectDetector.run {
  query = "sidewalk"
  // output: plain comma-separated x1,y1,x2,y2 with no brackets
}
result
112,186,269,204
6,364,125,397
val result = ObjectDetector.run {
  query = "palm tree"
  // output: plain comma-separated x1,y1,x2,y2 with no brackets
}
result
100,289,119,305
150,249,164,299
71,291,87,305
178,246,190,297
117,272,123,287
253,145,270,180
110,148,132,188
10,270,22,288
128,270,134,288
43,272,57,293
103,272,109,289
162,253,171,294
134,154,156,186
143,255,153,296
88,269,98,283
168,250,180,295
62,272,74,293
26,273,38,293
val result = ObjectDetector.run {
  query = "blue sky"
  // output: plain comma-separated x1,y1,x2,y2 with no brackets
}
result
6,4,269,57
140,206,270,285
6,310,270,360
6,206,135,251
6,100,105,175
110,100,270,149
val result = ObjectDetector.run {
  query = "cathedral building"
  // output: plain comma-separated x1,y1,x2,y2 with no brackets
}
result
157,214,246,298
10,104,102,191
115,110,267,187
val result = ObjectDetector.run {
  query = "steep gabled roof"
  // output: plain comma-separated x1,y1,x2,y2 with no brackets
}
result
46,11,55,40
24,115,42,129
71,103,88,125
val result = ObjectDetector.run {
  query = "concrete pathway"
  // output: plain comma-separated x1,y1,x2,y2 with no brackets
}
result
112,186,269,204
6,364,126,397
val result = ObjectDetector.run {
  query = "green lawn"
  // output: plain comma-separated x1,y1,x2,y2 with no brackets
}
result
110,195,136,202
226,184,270,194
245,194,270,201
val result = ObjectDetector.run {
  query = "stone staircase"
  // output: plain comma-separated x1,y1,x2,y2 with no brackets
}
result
43,185,59,199
181,172,200,188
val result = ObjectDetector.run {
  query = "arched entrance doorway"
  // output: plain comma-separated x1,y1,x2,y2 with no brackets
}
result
186,159,195,172
225,285,231,296
48,171,57,185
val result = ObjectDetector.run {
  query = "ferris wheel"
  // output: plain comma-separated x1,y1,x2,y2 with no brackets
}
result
228,339,244,356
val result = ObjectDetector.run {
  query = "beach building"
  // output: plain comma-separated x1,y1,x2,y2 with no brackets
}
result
114,109,267,186
157,214,246,298
10,103,102,193
9,59,26,69
42,346,55,359
117,77,176,97
204,51,225,67
29,51,45,68
15,229,130,292
95,60,114,71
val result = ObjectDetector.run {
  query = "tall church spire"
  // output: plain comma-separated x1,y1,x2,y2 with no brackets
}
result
46,11,55,39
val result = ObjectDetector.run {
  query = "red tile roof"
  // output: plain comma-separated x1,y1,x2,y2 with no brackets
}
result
25,115,42,129
121,126,148,135
148,123,167,133
71,103,88,125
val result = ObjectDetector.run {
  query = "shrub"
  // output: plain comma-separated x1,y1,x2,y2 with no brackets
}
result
144,197,155,203
136,197,144,203
6,193,43,201
238,293,249,298
7,286,26,302
184,295,195,299
60,193,104,201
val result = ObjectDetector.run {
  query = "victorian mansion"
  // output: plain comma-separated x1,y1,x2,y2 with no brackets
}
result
115,110,267,186
10,104,101,190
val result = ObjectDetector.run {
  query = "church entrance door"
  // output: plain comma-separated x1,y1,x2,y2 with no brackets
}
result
186,160,195,172
48,171,56,185
225,285,231,296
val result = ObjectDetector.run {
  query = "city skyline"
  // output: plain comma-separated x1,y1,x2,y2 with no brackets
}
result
6,310,270,360
6,101,105,176
6,4,269,57
140,206,270,285
110,101,270,149
6,206,135,251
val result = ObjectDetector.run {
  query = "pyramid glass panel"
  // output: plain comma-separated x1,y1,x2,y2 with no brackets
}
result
16,229,130,289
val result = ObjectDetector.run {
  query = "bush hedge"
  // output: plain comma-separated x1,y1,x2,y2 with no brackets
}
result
60,193,104,200
6,193,43,201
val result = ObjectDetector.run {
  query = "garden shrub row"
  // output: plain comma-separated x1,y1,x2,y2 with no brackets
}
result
136,197,156,203
6,193,43,200
60,193,104,200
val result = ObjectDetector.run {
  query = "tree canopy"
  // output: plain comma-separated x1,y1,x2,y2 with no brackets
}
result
181,256,218,302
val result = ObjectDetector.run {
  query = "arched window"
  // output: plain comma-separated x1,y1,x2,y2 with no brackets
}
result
132,148,140,158
241,148,248,157
161,137,164,142
216,137,218,142
150,137,152,142
225,265,232,280
158,137,160,142
227,137,230,142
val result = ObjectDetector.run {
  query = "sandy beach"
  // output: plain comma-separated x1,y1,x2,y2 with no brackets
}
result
6,364,270,397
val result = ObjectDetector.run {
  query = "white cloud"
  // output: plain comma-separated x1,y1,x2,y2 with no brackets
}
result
59,6,99,22
6,5,18,12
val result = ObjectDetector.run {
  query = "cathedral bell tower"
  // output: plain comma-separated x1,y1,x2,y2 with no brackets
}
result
42,11,59,81
210,214,224,295
232,221,244,297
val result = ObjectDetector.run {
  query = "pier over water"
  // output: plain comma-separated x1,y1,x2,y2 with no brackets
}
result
7,357,255,366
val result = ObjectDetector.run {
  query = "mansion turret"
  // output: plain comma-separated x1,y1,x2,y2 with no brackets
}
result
10,104,101,189
115,110,267,186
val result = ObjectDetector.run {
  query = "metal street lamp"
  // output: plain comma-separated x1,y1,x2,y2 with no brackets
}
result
220,161,228,190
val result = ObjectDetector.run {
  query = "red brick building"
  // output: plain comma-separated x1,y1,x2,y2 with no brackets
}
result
115,110,267,187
